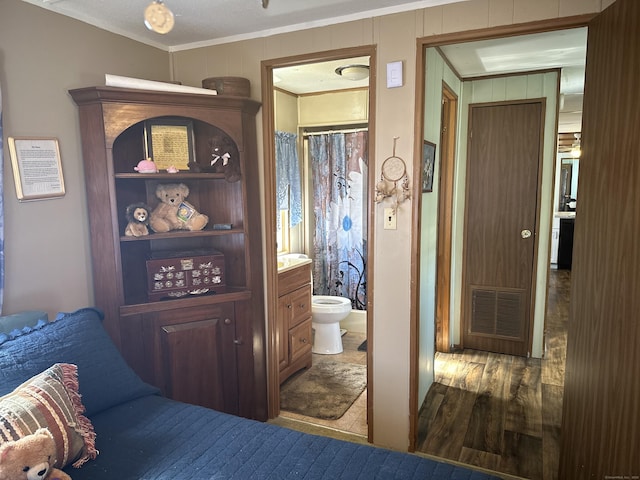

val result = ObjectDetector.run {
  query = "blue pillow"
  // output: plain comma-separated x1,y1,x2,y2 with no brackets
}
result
0,310,48,336
0,307,158,416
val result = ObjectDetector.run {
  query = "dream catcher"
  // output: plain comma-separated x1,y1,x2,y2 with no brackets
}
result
375,137,410,210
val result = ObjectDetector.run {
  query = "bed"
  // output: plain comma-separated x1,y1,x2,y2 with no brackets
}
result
0,308,497,479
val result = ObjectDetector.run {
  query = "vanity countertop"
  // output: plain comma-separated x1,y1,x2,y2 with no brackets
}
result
277,256,312,273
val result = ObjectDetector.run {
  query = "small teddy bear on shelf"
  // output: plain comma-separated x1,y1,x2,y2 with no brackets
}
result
124,202,151,237
149,183,208,233
188,134,240,182
0,428,72,480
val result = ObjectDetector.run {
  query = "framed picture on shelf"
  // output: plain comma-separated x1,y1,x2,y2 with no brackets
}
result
144,119,195,171
422,140,436,193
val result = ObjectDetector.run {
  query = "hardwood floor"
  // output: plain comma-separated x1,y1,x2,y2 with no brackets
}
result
278,331,368,437
417,269,570,479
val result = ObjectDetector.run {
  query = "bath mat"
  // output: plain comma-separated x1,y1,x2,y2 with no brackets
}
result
280,361,366,420
357,340,367,352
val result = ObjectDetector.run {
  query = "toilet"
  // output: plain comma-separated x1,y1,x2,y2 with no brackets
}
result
311,296,352,354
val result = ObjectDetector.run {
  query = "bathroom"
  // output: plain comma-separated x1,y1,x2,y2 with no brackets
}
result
272,56,370,436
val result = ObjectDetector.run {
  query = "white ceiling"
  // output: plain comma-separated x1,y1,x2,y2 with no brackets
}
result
24,0,585,131
21,0,463,51
439,28,587,133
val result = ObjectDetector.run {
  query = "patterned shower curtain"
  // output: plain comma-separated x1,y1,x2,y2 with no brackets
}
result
309,131,368,310
0,84,4,312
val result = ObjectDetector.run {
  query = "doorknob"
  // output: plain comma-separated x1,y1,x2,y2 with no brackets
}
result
521,229,532,239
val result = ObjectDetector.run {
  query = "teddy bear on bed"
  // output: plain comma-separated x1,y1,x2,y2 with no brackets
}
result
149,183,209,233
0,428,72,480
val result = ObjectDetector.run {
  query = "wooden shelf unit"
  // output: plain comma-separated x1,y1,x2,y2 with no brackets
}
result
70,86,267,420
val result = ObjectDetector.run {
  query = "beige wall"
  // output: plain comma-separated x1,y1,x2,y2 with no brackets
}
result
0,0,169,317
1,0,610,452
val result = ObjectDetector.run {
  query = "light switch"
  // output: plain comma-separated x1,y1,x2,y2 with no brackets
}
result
384,208,397,230
386,61,403,88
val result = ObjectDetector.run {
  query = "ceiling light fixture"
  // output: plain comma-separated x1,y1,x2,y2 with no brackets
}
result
144,0,175,34
335,64,370,81
571,133,582,158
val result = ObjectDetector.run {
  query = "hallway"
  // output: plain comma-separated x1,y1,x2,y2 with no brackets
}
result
416,269,570,479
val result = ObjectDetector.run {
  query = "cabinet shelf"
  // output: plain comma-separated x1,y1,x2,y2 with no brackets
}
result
120,228,244,242
120,287,252,316
115,173,229,180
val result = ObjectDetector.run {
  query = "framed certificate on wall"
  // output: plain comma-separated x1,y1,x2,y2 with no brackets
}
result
8,137,66,201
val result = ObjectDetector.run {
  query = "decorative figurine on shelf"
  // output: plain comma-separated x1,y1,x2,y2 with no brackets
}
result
124,202,151,237
149,183,209,233
187,134,240,182
134,157,158,173
166,165,179,173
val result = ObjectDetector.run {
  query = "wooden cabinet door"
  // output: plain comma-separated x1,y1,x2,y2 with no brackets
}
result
153,303,239,414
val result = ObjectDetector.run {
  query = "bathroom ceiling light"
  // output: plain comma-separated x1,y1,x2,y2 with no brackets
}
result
335,64,370,81
571,132,582,158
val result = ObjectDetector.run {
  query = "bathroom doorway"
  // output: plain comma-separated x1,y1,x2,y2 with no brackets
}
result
261,46,376,441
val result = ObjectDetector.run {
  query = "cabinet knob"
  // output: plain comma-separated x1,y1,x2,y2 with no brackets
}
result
224,318,232,325
287,304,292,309
299,303,306,309
300,338,308,344
234,338,243,345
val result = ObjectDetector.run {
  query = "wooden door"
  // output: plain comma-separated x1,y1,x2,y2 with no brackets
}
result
560,0,640,476
462,101,543,356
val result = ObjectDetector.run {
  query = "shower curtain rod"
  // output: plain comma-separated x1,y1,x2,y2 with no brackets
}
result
302,127,368,136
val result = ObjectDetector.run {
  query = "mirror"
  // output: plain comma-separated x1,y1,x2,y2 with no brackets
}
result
558,156,579,211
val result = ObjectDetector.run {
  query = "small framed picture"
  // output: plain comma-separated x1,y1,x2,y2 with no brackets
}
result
8,137,66,201
422,140,436,193
144,119,195,171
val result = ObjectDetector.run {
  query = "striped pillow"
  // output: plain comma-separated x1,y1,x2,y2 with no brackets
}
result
0,363,97,468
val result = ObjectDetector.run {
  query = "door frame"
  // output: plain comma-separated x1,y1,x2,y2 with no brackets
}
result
410,13,596,451
261,45,377,442
435,82,458,353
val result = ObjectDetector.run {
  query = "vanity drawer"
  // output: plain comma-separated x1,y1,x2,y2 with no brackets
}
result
289,319,312,363
289,284,312,327
278,262,311,296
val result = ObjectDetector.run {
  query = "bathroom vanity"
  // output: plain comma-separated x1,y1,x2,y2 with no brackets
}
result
277,259,313,383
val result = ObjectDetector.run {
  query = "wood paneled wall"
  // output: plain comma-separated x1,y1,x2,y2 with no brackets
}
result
560,0,640,477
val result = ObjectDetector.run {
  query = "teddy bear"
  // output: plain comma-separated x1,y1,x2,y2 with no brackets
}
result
149,183,209,233
188,133,241,182
124,202,151,237
0,428,72,480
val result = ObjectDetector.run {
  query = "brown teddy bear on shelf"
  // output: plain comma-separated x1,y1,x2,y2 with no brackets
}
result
0,428,72,480
188,133,241,182
149,183,209,233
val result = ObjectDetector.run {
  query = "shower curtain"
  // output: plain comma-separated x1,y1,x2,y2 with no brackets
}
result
309,131,368,310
